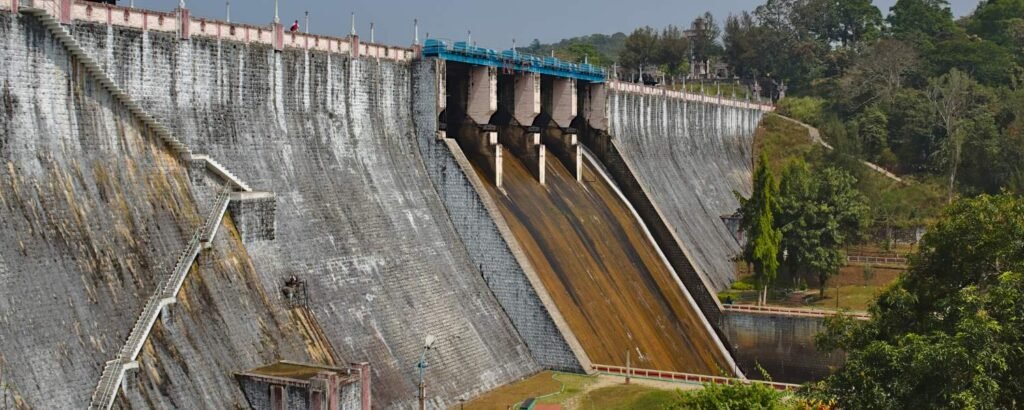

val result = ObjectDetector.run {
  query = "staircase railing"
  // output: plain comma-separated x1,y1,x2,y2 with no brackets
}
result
88,185,231,410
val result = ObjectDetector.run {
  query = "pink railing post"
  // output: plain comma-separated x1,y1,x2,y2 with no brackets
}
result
59,0,71,23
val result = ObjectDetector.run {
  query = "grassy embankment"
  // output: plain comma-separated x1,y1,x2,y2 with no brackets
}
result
460,371,683,409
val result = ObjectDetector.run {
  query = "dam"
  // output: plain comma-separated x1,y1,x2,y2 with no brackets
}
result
0,1,791,408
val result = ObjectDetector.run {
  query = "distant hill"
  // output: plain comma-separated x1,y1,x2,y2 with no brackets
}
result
517,33,627,65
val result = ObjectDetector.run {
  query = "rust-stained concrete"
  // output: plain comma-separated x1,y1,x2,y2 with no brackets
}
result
472,152,734,374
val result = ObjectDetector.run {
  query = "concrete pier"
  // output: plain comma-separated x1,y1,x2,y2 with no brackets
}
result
513,72,541,126
580,82,608,131
548,77,577,129
467,66,498,125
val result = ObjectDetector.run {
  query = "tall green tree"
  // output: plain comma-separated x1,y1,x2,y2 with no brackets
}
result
739,154,782,305
620,26,659,72
814,194,1024,407
776,161,868,296
887,0,957,46
657,25,690,78
796,0,882,47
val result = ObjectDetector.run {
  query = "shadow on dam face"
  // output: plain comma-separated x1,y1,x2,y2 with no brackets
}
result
467,143,733,374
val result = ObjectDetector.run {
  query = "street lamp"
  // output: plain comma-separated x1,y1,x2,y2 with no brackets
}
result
417,335,436,410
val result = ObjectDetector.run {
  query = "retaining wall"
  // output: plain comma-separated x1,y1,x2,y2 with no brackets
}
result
721,310,845,383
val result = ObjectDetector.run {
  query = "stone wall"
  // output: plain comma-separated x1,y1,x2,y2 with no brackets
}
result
412,60,584,373
67,17,538,408
721,310,845,383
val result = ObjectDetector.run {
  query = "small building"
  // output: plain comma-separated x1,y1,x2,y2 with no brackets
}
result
236,361,371,410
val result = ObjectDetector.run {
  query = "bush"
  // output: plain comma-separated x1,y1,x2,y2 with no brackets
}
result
666,382,787,409
777,97,827,127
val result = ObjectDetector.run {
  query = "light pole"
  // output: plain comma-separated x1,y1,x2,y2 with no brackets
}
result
225,1,230,22
273,0,279,25
417,335,436,410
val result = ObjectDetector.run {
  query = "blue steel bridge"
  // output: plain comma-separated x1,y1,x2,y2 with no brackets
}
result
422,39,607,83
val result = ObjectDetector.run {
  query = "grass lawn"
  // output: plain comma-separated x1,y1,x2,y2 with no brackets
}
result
460,371,690,409
578,385,679,409
722,261,903,311
461,371,567,410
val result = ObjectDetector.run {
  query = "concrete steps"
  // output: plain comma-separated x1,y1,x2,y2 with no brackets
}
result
23,5,255,191
87,186,231,410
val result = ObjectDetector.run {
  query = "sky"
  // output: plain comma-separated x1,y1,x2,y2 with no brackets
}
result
130,0,981,48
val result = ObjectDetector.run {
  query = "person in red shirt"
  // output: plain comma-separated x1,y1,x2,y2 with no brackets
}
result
289,20,299,33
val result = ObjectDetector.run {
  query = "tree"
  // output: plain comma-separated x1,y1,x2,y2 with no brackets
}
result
796,0,882,48
620,26,659,72
776,161,868,296
657,25,690,78
739,154,782,305
929,37,1018,86
723,12,760,79
967,0,1024,49
558,43,611,67
927,69,981,201
853,105,889,161
840,39,919,108
887,0,957,45
813,194,1024,407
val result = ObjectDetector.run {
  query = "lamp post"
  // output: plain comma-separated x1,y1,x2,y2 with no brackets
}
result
273,0,279,25
225,1,230,22
417,335,436,410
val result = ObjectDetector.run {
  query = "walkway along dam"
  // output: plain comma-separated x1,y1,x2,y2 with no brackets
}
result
0,1,839,408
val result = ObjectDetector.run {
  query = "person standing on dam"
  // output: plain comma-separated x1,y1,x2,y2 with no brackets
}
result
290,20,300,32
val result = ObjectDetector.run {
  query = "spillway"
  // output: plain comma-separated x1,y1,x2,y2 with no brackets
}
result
469,150,734,374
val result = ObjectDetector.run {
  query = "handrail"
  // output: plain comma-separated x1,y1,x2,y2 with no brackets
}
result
722,304,870,320
590,364,800,391
89,185,233,410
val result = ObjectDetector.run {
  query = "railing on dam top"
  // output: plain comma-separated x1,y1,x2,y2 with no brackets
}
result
2,0,414,61
723,304,870,320
591,364,801,391
607,80,776,112
422,38,607,82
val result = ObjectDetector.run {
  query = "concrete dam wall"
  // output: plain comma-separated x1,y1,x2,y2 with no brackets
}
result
70,20,540,408
0,8,539,408
604,88,764,293
0,1,789,406
0,14,337,408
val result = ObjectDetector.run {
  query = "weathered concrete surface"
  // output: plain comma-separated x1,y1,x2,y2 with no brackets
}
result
721,310,845,383
605,91,764,292
470,148,734,375
413,60,585,373
69,20,538,407
0,14,330,408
